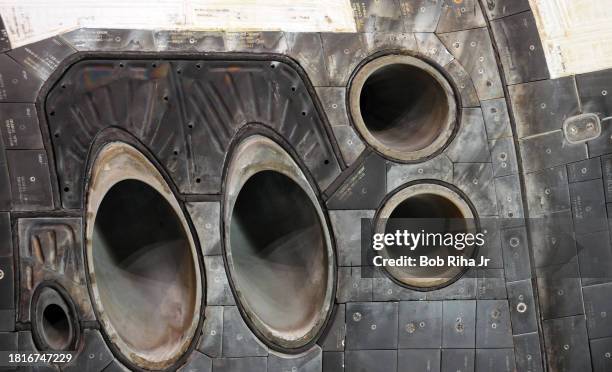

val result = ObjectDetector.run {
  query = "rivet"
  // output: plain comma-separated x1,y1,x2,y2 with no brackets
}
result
0,269,4,280
353,312,362,322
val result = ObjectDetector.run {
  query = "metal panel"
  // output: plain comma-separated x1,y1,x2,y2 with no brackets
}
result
453,163,497,217
224,32,288,53
61,29,157,51
493,174,524,227
321,33,367,87
590,337,612,372
0,213,11,258
327,153,387,210
438,28,503,101
0,147,10,211
519,131,587,174
490,11,550,84
530,210,577,268
563,113,602,144
350,0,403,33
0,54,44,103
477,218,503,269
345,302,399,350
186,202,221,256
331,126,366,166
524,166,571,216
319,304,346,352
63,330,114,372
212,357,267,372
570,179,608,235
476,269,507,300
197,306,223,358
387,155,453,192
475,349,516,372
588,119,612,157
444,60,480,108
330,210,375,267
482,0,530,20
576,68,612,117
178,351,211,372
268,346,322,372
399,0,443,33
567,157,602,183
513,333,544,372
475,300,512,348
576,230,612,286
441,349,474,372
445,108,491,163
203,256,235,306
345,350,397,372
584,282,612,340
372,274,427,302
153,30,225,52
0,257,13,311
489,138,518,178
337,267,373,303
0,104,43,150
442,300,476,348
501,227,531,282
506,280,538,335
603,155,612,201
542,315,592,372
426,274,477,301
415,33,454,67
436,0,486,33
286,32,329,87
0,310,14,332
6,150,53,211
398,301,442,349
8,37,76,80
222,306,268,357
323,352,344,372
364,32,418,54
481,99,512,140
508,77,580,138
536,260,583,320
398,349,440,372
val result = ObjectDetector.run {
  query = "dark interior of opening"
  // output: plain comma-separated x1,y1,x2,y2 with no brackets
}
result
360,63,450,153
93,179,197,354
383,193,472,283
42,304,71,350
230,170,329,340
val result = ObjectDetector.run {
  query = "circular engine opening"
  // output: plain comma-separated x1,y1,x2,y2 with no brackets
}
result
350,55,457,162
86,142,201,370
224,135,335,351
376,183,476,289
42,304,71,350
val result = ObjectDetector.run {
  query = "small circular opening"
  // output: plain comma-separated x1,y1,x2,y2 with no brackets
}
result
377,183,476,289
224,135,334,351
42,304,71,350
350,55,457,162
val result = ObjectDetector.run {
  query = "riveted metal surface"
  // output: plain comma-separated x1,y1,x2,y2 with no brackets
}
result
524,166,571,216
345,302,398,350
178,351,212,372
398,349,441,372
8,37,76,80
442,300,476,348
482,0,530,20
426,274,477,301
442,349,474,372
445,108,491,163
222,306,268,357
319,304,346,352
519,131,588,173
197,306,223,358
268,346,322,372
513,333,544,372
437,0,486,33
331,126,366,166
444,59,480,108
322,352,343,372
0,54,44,103
501,227,531,282
398,301,442,349
506,280,538,335
0,104,43,150
570,179,608,235
321,33,368,87
17,218,94,322
577,69,612,116
453,163,497,216
536,260,583,319
387,155,453,192
365,32,418,53
0,147,10,211
475,348,515,372
493,174,524,227
415,33,455,67
399,0,443,32
489,138,518,178
372,271,427,301
438,28,503,101
186,202,221,256
0,257,14,311
337,267,373,303
481,98,512,140
590,337,612,372
489,11,549,85
476,269,507,300
602,155,612,200
0,213,11,258
509,77,580,138
203,256,235,306
61,29,156,51
330,210,375,267
345,350,397,372
327,153,386,210
224,32,288,53
567,157,602,183
542,316,592,372
475,300,512,348
152,30,225,52
577,230,612,286
478,218,503,269
350,0,403,33
212,357,267,372
583,283,612,339
588,121,612,157
63,330,114,372
530,210,577,268
286,33,329,87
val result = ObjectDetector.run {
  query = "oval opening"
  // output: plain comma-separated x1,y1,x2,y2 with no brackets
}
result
378,184,476,289
42,303,71,350
351,55,456,162
92,179,197,364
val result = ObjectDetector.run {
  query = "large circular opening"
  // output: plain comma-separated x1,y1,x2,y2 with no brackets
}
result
33,286,76,351
42,304,71,350
224,135,335,351
86,142,201,370
376,183,476,289
350,55,457,162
